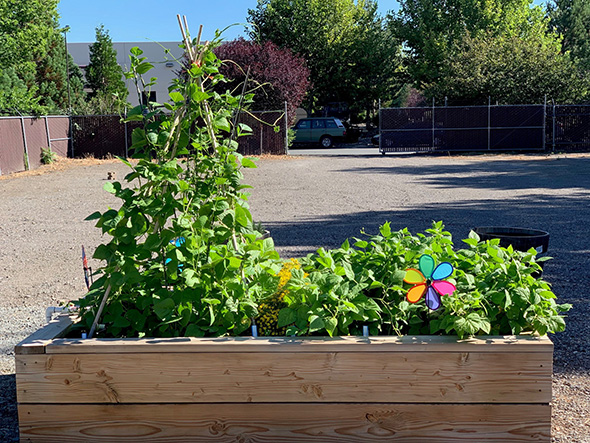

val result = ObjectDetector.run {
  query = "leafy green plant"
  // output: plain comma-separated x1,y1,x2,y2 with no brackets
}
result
40,147,57,164
74,19,570,341
76,23,283,338
277,221,571,338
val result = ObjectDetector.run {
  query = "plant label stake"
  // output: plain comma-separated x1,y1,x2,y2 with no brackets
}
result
82,246,92,290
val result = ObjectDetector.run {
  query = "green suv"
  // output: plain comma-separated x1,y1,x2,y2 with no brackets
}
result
293,117,347,148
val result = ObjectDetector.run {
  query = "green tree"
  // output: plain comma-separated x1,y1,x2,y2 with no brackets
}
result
390,0,553,89
247,0,400,119
428,32,589,104
342,2,402,120
36,32,86,113
86,25,128,104
0,0,59,114
549,0,590,71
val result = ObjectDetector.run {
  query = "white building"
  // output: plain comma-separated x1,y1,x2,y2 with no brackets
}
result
68,41,184,107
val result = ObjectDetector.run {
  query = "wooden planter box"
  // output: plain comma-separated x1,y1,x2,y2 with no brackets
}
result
16,315,553,442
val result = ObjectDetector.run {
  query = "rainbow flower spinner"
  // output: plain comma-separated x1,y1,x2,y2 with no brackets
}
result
404,255,456,310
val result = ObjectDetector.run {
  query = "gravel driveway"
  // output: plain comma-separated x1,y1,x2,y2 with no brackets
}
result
1,153,589,442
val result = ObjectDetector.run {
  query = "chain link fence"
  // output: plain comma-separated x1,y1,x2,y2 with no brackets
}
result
380,105,546,153
0,116,69,175
548,105,590,153
71,110,287,159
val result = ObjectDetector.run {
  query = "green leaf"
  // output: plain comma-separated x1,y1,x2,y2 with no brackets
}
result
103,181,116,194
214,115,231,132
241,157,257,168
309,315,325,333
191,90,210,102
277,308,297,328
85,211,102,221
136,62,154,75
379,222,392,238
324,317,338,336
234,205,250,227
153,298,175,320
169,91,184,103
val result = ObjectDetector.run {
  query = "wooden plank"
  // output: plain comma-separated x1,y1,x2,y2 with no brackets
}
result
15,315,74,355
16,350,552,404
18,403,551,442
45,334,554,354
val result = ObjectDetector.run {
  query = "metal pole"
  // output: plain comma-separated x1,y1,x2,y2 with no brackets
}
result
20,117,30,170
488,97,491,150
284,101,289,155
432,97,435,151
543,95,547,152
378,99,382,154
552,100,556,153
259,121,263,155
124,107,129,158
63,27,72,113
44,116,51,149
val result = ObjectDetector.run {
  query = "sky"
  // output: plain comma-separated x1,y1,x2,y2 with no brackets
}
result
58,0,547,44
58,0,397,43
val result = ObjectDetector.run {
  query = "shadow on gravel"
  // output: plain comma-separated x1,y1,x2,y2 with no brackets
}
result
0,374,18,442
338,157,590,191
266,192,589,375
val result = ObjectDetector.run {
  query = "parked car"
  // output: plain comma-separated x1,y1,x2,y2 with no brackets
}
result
292,117,347,148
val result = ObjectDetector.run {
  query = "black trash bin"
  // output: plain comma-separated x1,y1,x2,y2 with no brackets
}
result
473,227,549,275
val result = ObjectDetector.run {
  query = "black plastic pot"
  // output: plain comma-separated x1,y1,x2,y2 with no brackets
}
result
473,227,549,275
473,227,549,254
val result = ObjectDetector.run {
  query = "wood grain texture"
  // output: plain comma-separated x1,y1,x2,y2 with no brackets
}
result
16,350,552,404
45,333,553,354
15,315,74,355
18,403,551,442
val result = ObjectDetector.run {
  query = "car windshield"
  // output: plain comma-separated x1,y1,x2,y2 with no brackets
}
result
333,118,345,128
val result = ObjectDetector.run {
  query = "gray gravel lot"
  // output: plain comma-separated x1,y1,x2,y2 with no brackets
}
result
1,153,589,442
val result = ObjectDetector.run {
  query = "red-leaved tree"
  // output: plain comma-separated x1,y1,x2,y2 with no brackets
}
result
214,38,310,123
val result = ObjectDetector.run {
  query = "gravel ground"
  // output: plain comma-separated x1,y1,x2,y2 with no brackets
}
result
1,153,589,442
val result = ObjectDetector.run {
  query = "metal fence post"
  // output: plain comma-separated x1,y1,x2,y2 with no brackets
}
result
552,100,556,153
432,98,435,150
543,95,547,152
44,116,51,149
284,101,289,155
20,117,30,170
259,121,263,155
378,99,382,154
488,97,491,150
124,108,129,158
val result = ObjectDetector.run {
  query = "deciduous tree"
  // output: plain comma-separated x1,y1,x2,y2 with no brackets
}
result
247,0,401,120
214,38,310,122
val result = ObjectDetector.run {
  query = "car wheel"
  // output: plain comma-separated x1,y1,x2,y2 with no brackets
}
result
320,135,333,148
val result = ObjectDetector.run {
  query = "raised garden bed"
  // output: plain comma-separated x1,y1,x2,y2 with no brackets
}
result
16,315,552,442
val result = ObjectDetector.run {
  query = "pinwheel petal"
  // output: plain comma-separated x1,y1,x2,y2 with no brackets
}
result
419,255,435,279
425,286,442,310
432,262,453,280
432,280,456,296
407,284,426,303
404,269,425,284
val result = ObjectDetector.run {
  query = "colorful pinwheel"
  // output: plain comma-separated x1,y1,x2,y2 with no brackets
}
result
404,254,456,310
